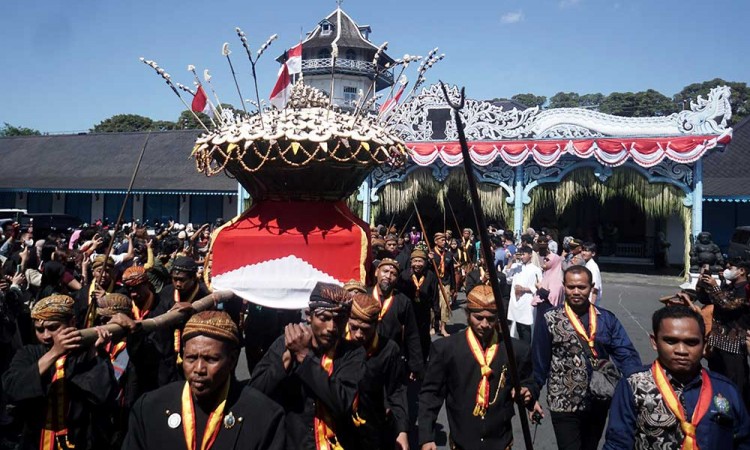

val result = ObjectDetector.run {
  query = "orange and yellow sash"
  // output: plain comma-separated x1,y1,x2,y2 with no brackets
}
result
315,355,343,450
411,274,425,302
174,284,200,365
652,361,712,450
181,380,229,450
39,356,69,450
434,247,446,278
466,327,499,417
108,341,127,363
131,293,154,321
372,287,394,322
565,302,598,358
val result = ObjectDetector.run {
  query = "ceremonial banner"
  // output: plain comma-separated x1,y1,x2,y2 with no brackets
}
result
209,200,370,309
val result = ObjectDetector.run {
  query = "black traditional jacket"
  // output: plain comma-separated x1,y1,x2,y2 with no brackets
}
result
122,379,285,450
398,268,440,360
418,329,537,450
339,335,408,450
250,335,365,450
3,345,117,450
368,287,424,375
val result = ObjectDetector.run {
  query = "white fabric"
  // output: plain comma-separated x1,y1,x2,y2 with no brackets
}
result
586,259,603,304
211,255,343,310
286,43,302,75
507,262,542,326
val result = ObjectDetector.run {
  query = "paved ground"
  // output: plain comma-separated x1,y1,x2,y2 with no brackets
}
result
504,272,681,450
236,271,685,450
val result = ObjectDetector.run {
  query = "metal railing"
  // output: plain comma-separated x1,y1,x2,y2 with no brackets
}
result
301,58,394,84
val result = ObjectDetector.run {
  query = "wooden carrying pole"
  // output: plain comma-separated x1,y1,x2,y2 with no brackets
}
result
412,201,451,311
78,290,235,346
439,82,534,450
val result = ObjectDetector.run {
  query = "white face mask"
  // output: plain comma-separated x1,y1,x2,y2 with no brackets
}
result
723,269,738,281
24,239,34,247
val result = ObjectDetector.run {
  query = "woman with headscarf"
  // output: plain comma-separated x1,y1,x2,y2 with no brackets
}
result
532,252,564,324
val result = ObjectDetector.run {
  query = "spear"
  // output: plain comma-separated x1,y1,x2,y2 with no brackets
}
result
236,28,277,125
140,58,210,132
84,133,151,328
438,81,534,450
187,65,223,126
202,69,226,119
412,201,451,313
397,209,415,238
221,42,248,114
176,82,219,128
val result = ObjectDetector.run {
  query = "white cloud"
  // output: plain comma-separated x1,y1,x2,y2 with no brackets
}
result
500,10,524,24
559,0,581,7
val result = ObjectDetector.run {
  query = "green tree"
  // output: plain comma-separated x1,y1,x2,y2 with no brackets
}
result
511,93,547,108
177,110,212,129
91,114,155,133
152,120,177,131
599,89,676,117
0,122,42,136
548,92,581,108
673,78,749,125
579,93,604,109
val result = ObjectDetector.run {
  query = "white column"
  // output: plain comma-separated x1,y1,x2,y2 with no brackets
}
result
513,167,524,236
691,159,703,238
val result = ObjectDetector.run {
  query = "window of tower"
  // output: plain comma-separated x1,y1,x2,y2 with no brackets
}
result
344,86,358,106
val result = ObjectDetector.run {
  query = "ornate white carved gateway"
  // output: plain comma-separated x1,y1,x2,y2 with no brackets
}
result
386,84,732,168
365,82,734,267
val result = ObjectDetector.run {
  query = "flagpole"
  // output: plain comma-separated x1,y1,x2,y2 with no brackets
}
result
203,69,226,119
176,83,219,129
140,58,210,132
438,81,535,450
188,65,224,126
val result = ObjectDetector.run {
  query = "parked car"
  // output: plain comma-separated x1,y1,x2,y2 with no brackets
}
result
727,226,750,260
19,213,83,239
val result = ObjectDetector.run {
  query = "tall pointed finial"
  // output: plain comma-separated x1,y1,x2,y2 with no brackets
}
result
336,0,343,8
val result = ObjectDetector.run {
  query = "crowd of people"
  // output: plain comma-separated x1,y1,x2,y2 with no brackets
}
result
0,218,749,450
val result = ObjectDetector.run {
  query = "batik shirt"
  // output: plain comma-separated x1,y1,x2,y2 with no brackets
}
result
532,305,641,412
604,365,750,450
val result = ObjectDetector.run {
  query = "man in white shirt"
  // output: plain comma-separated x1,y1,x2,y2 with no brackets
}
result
506,246,542,343
581,242,602,305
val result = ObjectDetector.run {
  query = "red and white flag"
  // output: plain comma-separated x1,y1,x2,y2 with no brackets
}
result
269,63,292,110
379,81,408,117
286,43,302,75
191,85,208,113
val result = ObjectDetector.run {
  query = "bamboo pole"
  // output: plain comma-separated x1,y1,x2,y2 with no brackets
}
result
84,133,150,328
78,290,235,346
438,82,534,450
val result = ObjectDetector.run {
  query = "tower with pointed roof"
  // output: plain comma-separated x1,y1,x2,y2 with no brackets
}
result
277,6,395,110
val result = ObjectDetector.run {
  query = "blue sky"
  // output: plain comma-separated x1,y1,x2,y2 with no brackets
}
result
2,0,748,133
